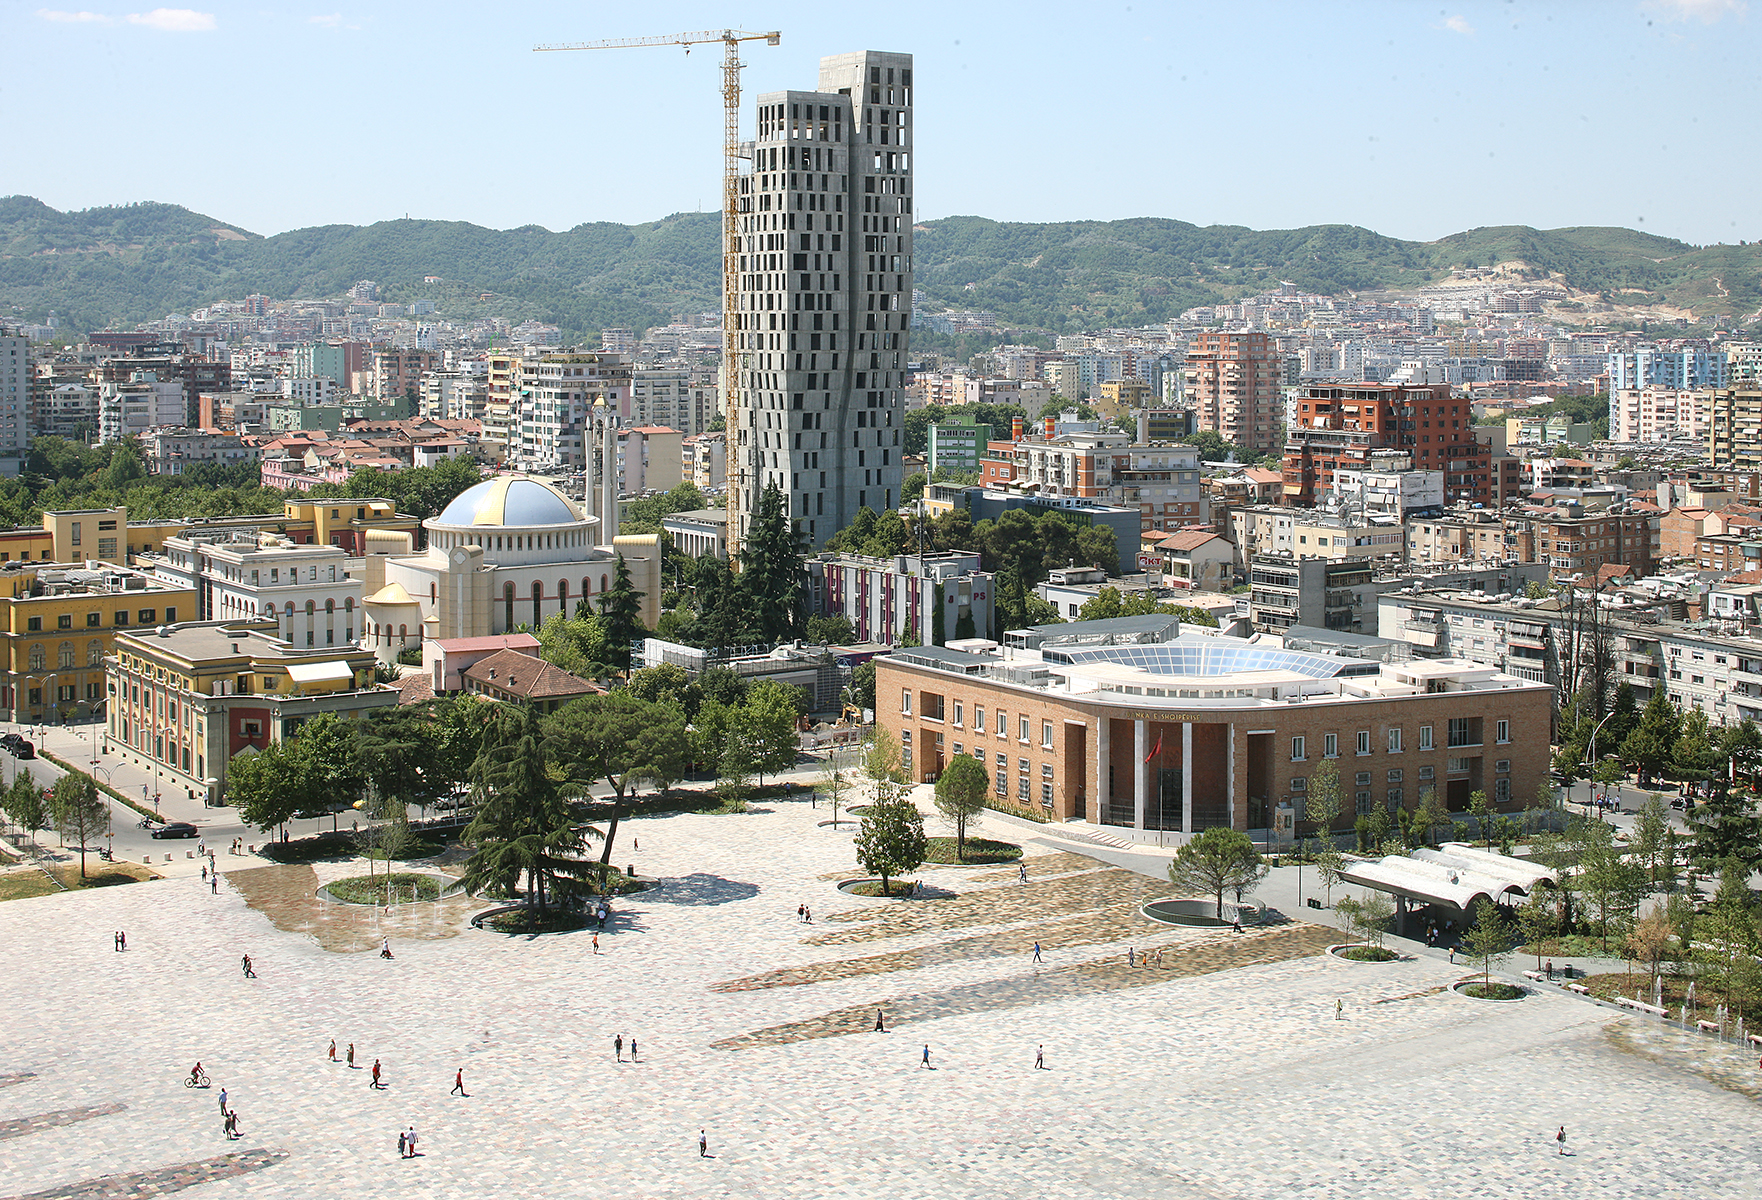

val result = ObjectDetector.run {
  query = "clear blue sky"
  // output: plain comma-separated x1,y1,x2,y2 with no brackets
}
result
7,0,1758,246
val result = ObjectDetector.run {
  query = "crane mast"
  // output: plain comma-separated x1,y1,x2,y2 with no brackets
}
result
535,30,780,558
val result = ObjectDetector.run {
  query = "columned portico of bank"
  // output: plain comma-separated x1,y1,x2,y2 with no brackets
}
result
1097,715,1234,833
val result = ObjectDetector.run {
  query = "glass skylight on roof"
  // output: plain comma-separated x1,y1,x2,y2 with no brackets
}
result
1050,638,1351,679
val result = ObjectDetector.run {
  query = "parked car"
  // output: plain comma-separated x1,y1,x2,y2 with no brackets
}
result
1,733,32,758
150,822,199,840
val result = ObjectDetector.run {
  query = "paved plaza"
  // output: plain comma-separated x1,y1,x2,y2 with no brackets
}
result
2,795,1759,1200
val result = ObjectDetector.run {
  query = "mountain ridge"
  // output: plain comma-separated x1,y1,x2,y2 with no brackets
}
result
3,196,1757,340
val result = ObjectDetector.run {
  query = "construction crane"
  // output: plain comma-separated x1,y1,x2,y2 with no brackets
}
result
535,30,781,555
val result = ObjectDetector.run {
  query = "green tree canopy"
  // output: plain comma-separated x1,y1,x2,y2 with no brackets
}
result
1167,827,1264,919
933,753,990,860
853,795,926,895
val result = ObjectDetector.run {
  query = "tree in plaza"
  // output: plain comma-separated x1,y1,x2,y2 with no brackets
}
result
594,553,648,676
853,795,927,897
1625,908,1677,998
1167,827,1264,920
1460,901,1515,983
1696,859,1760,1019
1468,788,1496,849
715,733,759,807
463,703,602,916
428,694,493,802
1314,847,1346,906
933,753,989,861
742,680,805,786
3,772,47,851
50,773,107,878
546,692,687,865
227,741,308,838
862,725,909,804
291,712,364,821
1517,891,1557,970
1302,757,1342,854
1631,794,1673,889
1686,778,1762,875
1336,890,1394,949
739,481,809,644
356,706,450,816
1577,833,1647,954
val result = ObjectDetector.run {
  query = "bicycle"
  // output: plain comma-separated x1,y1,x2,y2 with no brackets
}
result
184,1070,210,1089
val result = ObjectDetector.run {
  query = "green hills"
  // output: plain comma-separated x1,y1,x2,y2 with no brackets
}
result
3,195,1758,341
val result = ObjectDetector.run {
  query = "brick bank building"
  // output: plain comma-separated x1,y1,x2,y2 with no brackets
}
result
874,616,1552,841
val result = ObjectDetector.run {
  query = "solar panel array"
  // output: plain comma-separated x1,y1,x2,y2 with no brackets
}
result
1045,638,1349,680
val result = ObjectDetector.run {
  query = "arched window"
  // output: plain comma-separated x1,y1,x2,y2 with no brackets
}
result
263,603,275,617
325,598,335,613
285,601,295,617
557,579,568,613
344,597,354,613
28,644,44,670
601,573,609,592
531,580,543,626
58,641,74,669
503,581,515,630
398,624,407,640
87,640,101,667
430,583,437,603
305,600,316,616
582,576,591,599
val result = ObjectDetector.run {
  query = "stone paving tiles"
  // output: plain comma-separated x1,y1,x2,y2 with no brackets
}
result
2,1150,286,1200
0,1105,126,1142
1,795,1758,1199
227,863,480,953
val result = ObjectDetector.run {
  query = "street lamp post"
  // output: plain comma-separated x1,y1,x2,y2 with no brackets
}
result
1581,708,1623,819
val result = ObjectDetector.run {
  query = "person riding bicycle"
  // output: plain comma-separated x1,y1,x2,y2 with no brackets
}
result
189,1061,203,1085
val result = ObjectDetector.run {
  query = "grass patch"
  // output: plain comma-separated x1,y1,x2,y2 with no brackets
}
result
843,879,917,898
922,836,1022,864
0,871,59,902
483,909,589,934
259,836,355,864
326,872,442,905
1462,981,1525,1001
1334,944,1398,962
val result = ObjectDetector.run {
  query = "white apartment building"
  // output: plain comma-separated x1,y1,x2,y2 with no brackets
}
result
1332,460,1445,521
1608,387,1709,444
281,377,337,403
632,368,717,435
728,50,914,552
512,353,631,469
0,332,26,475
420,372,489,422
140,429,261,476
616,426,685,496
143,531,363,649
99,375,185,444
41,383,98,441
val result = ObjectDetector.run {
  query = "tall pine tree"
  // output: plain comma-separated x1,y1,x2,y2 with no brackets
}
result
595,553,647,675
739,481,808,643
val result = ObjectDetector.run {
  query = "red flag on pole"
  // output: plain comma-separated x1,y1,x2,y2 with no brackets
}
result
1144,731,1162,763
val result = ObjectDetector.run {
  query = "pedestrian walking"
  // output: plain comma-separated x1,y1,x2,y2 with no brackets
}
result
629,1037,638,1061
405,1126,418,1157
113,930,121,951
241,954,255,978
218,1087,228,1115
398,1130,407,1158
1127,947,1135,967
1448,947,1455,965
1032,942,1042,964
1335,998,1344,1021
347,1043,355,1069
210,875,218,895
452,1069,466,1096
226,1109,239,1139
1545,959,1554,981
1155,948,1164,966
592,933,600,955
797,903,805,923
371,1059,383,1089
1034,1044,1045,1070
804,905,812,924
615,1034,624,1062
1556,1125,1567,1155
118,930,126,951
920,1043,931,1069
874,1009,886,1033
328,1039,337,1062
201,864,208,882
698,1129,708,1157
1018,863,1027,884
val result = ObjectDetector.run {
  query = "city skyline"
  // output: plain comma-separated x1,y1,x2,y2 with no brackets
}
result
9,0,1760,247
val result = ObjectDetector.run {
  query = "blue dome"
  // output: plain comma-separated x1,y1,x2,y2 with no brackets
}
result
434,476,583,528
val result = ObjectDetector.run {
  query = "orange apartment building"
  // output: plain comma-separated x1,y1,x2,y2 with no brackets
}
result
1184,331,1282,454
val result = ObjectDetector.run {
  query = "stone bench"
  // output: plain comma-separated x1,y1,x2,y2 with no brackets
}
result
1612,996,1667,1017
1565,983,1590,995
1522,970,1545,982
1697,1020,1721,1034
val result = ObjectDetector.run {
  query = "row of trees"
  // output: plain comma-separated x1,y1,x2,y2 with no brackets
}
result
0,771,108,877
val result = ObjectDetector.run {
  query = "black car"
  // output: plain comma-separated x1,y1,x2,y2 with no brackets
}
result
150,822,199,839
0,733,31,758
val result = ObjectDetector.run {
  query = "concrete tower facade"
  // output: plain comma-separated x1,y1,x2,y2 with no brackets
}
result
728,50,914,552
